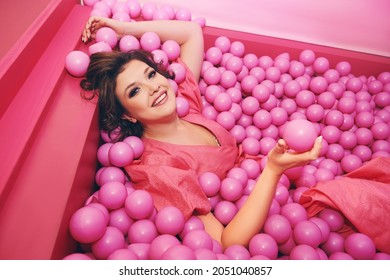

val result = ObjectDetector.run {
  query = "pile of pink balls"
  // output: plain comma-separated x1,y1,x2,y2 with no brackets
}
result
64,0,390,260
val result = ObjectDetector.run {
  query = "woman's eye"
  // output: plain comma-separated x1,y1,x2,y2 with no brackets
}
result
129,87,139,98
148,70,157,79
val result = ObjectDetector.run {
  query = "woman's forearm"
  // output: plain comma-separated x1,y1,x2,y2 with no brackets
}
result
221,164,281,248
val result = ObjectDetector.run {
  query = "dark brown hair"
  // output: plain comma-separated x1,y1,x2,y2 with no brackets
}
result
80,50,174,141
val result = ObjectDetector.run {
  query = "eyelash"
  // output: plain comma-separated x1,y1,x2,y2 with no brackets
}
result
128,69,157,98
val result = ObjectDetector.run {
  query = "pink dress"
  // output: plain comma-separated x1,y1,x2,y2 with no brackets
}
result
124,61,239,220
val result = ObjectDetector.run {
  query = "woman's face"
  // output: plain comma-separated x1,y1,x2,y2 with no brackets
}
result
115,59,177,125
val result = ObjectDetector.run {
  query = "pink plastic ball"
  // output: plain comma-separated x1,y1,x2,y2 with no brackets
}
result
141,2,157,20
230,41,245,57
65,51,90,77
329,252,354,260
309,217,331,244
321,232,345,256
128,0,141,18
151,49,168,68
220,177,243,202
340,154,362,173
216,111,235,130
290,244,320,260
63,253,93,260
155,206,185,235
371,122,390,140
313,57,330,74
107,248,138,260
280,203,308,228
175,7,192,21
213,92,233,112
98,166,126,185
214,36,231,53
152,8,170,20
97,142,113,166
344,233,376,260
259,55,273,69
149,234,181,260
248,233,278,259
253,109,272,129
194,248,218,260
140,32,161,51
69,206,108,243
306,104,325,122
346,77,364,92
240,158,261,179
214,200,238,225
335,61,351,76
241,137,261,156
309,76,328,94
180,216,205,239
299,49,316,66
296,90,315,108
161,40,180,61
183,229,213,251
220,70,237,89
241,96,260,115
203,66,221,85
176,96,190,117
95,27,118,48
225,56,243,74
289,61,305,78
122,136,144,159
199,172,221,197
108,141,134,167
109,208,134,235
88,41,112,55
125,190,154,220
374,91,390,108
128,219,158,244
321,125,341,144
92,226,126,259
264,214,292,244
224,244,251,260
162,245,196,260
99,181,127,210
293,220,322,248
112,11,131,22
205,47,223,66
318,208,345,232
283,119,318,152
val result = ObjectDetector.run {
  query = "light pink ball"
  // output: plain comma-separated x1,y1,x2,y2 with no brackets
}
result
125,190,154,220
65,51,90,77
95,27,118,48
183,229,213,251
161,40,181,61
248,233,278,259
92,226,126,259
155,206,185,235
176,96,190,117
264,214,292,244
149,234,181,260
283,119,318,152
119,35,140,52
108,141,134,167
128,219,158,244
88,41,112,55
198,172,221,197
99,181,127,210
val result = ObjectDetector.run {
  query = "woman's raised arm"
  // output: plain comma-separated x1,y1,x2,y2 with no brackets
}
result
82,16,204,81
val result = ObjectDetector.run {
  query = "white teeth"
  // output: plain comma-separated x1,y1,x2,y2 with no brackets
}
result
152,93,167,107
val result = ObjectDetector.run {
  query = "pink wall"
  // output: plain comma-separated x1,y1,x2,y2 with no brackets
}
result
138,0,390,57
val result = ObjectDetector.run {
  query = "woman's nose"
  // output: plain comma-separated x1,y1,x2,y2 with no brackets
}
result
147,82,160,95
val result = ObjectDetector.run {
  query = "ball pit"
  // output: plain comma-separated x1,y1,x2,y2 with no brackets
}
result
60,1,390,261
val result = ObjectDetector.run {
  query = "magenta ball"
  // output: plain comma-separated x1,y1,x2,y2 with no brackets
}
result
371,122,390,140
98,181,127,210
198,172,221,197
214,36,231,53
162,245,196,260
299,49,316,66
240,158,260,179
125,190,154,220
155,206,185,235
355,111,375,128
214,200,238,225
97,142,113,166
293,220,322,248
290,244,320,260
321,232,345,256
309,217,331,244
123,136,144,159
128,243,150,260
280,203,308,228
220,177,243,202
248,233,278,259
241,137,261,156
95,27,118,48
183,229,213,251
213,92,233,112
69,206,108,243
264,214,292,244
176,96,190,117
109,208,134,235
128,219,158,244
195,248,218,260
140,31,161,51
225,56,243,74
216,111,235,130
92,226,126,259
344,233,376,260
283,119,318,152
329,252,354,260
63,253,93,260
88,41,112,55
180,216,205,239
161,40,181,61
98,166,126,186
65,51,90,77
149,234,181,260
340,154,362,173
205,46,223,66
108,141,134,167
107,248,138,260
318,208,345,232
224,244,251,260
203,66,222,85
119,35,140,52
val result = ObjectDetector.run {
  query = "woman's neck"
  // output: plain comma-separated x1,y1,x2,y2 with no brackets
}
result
143,116,185,141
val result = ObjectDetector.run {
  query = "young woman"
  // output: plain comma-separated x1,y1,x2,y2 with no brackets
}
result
81,16,322,249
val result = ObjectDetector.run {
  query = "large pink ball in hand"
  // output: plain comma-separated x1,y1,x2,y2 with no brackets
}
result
283,119,318,152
